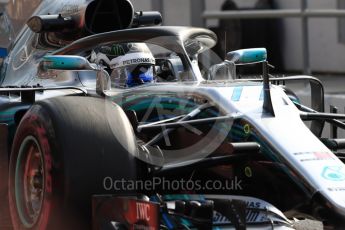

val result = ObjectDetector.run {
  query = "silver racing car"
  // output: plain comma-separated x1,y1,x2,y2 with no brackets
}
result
0,0,344,229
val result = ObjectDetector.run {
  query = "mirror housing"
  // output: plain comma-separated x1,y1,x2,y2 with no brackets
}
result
226,48,274,116
38,55,110,96
39,55,95,71
226,48,267,65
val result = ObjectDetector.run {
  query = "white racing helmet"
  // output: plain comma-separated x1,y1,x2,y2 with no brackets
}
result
91,43,156,88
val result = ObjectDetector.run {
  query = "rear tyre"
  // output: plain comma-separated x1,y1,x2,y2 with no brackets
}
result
9,96,139,229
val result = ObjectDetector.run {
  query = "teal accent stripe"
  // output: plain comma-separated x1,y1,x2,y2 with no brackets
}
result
231,87,243,102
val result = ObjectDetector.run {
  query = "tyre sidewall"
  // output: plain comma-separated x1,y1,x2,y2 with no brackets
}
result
9,105,62,230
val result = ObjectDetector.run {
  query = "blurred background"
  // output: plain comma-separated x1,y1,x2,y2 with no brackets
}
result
2,0,345,75
129,0,345,75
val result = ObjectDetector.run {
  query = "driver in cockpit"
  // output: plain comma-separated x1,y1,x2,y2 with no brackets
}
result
90,43,156,88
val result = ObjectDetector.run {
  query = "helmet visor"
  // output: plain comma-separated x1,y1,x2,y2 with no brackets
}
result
111,64,155,88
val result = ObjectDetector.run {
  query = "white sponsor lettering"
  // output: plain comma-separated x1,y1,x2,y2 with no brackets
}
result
136,203,150,221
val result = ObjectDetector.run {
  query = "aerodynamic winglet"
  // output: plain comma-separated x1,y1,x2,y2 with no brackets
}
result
263,61,275,116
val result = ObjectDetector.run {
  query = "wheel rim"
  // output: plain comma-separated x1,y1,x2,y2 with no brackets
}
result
15,136,45,228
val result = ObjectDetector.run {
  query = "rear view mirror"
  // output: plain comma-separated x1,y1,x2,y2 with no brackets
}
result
226,48,267,65
38,55,110,96
39,55,95,71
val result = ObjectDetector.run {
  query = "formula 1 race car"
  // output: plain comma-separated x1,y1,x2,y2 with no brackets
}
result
1,0,345,229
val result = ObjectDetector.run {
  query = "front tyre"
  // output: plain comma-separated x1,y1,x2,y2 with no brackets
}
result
11,137,49,228
9,97,139,230
9,108,56,230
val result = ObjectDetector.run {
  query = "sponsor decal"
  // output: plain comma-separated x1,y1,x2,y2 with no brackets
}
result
213,201,261,224
246,201,261,209
293,152,335,162
322,166,345,181
213,210,261,224
136,203,151,222
92,196,159,230
246,211,260,222
123,58,155,66
110,53,155,68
